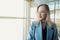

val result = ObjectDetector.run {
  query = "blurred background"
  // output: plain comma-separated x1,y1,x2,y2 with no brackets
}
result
0,0,60,40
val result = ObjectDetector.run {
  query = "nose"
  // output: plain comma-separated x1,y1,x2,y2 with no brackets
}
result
39,14,42,18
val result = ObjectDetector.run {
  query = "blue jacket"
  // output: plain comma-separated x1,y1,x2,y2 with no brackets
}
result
27,21,58,40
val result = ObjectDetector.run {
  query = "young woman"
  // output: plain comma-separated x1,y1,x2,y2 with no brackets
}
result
27,4,58,40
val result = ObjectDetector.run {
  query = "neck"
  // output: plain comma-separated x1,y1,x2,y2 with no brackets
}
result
42,20,46,30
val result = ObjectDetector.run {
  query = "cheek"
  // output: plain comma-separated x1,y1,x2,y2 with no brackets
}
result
37,13,40,18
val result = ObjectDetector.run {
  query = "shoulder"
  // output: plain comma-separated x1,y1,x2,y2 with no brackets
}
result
30,21,36,29
30,21,39,29
31,21,38,26
52,22,57,28
31,21,36,26
51,22,57,31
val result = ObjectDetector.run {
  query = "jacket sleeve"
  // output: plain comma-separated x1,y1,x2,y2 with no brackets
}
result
53,24,58,40
27,22,35,40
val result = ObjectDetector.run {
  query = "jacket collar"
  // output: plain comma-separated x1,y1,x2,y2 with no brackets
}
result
47,23,53,40
35,21,53,40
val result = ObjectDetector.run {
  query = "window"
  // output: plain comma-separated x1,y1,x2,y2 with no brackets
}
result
0,0,26,40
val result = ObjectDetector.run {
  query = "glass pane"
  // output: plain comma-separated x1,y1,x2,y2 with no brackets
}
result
55,10,60,37
50,11,54,22
30,7,37,18
55,10,60,19
56,0,60,9
49,0,54,2
0,0,25,17
49,2,54,10
0,19,23,40
55,1,60,37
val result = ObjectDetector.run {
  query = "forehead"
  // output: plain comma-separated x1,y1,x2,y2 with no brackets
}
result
38,6,47,12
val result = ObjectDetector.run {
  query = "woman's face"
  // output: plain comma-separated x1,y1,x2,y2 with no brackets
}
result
37,6,47,21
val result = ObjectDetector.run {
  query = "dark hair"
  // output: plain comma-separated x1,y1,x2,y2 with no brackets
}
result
37,4,50,12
